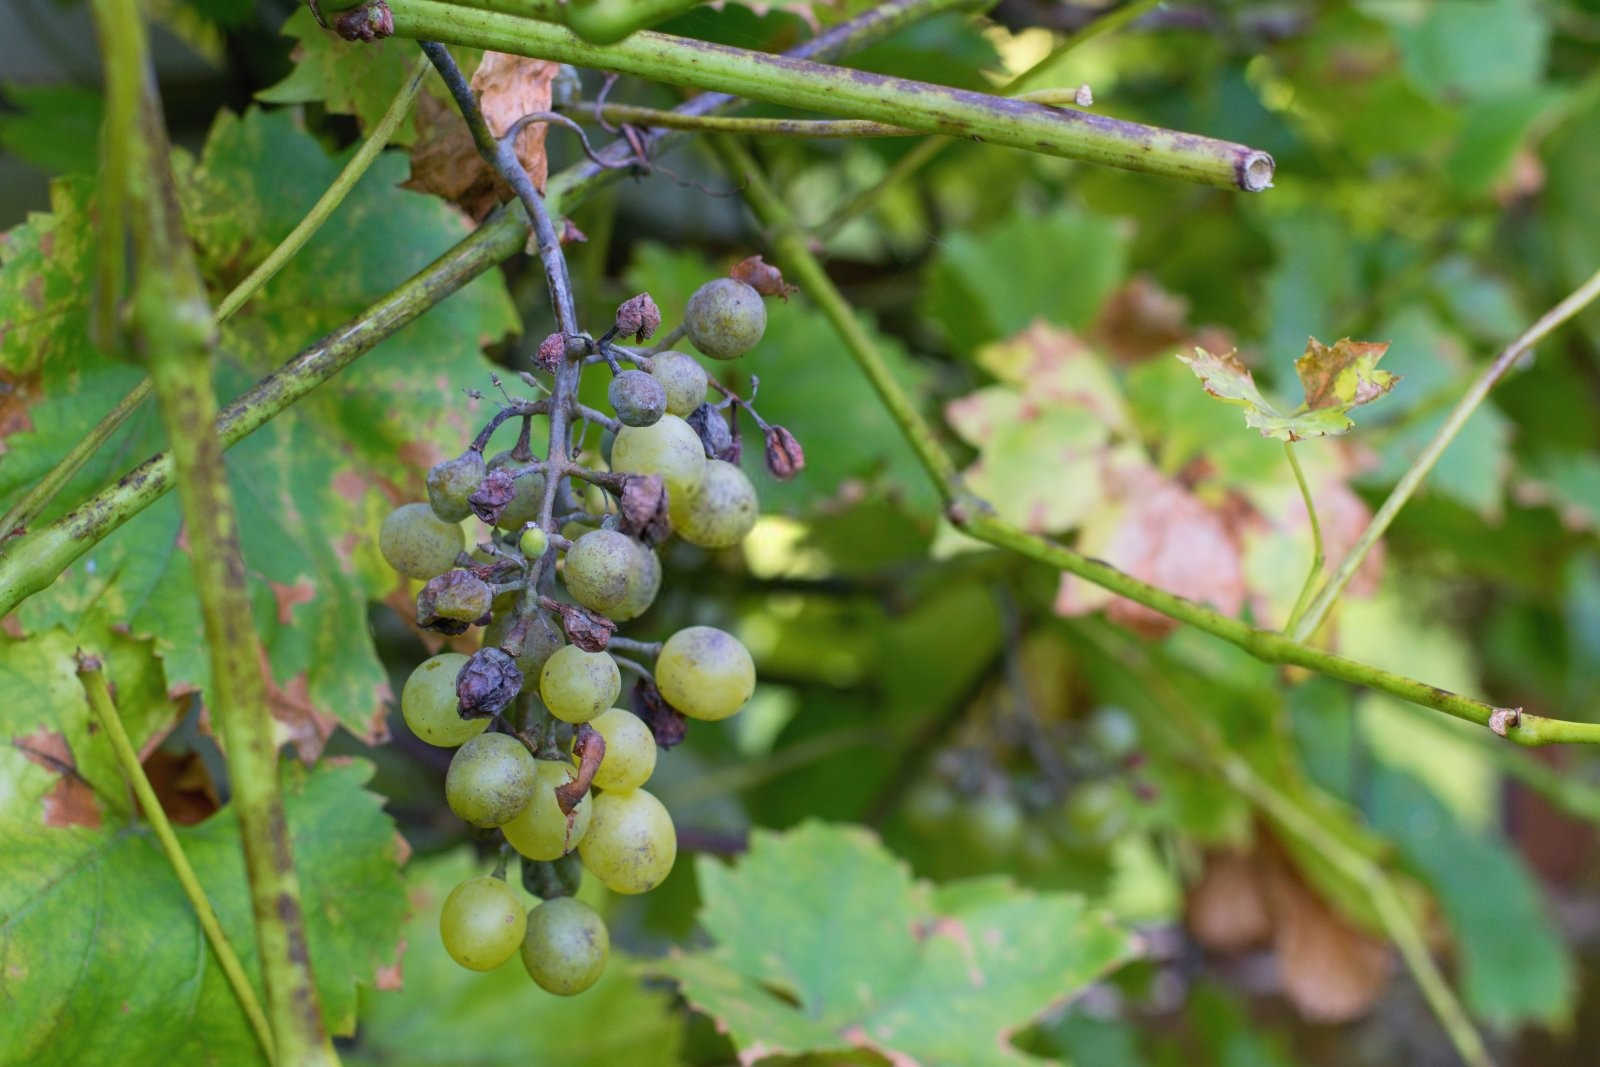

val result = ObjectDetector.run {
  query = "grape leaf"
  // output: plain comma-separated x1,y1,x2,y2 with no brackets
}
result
1177,338,1398,442
0,109,518,758
257,8,426,143
653,822,1139,1065
922,208,1128,358
347,850,686,1066
0,626,407,1064
0,83,103,177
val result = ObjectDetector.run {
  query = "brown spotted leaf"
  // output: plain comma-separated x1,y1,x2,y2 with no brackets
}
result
1295,337,1398,411
651,822,1139,1065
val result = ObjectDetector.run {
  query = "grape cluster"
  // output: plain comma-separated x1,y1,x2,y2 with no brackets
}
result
903,706,1152,873
378,269,798,994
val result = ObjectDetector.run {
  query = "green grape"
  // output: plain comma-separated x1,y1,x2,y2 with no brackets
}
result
400,652,486,748
539,646,621,723
902,779,956,834
582,708,657,791
502,759,593,860
683,278,765,360
1063,780,1128,846
669,459,757,549
379,502,463,579
439,875,526,972
607,369,667,428
488,455,546,530
654,626,755,721
519,524,550,560
958,794,1023,859
649,351,709,417
445,733,538,828
427,451,486,522
578,788,676,895
610,414,707,503
521,896,609,996
561,529,659,621
1086,706,1139,759
483,609,565,678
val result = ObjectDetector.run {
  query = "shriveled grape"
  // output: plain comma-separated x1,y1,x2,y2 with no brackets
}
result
487,455,546,531
655,626,755,721
539,646,621,723
521,896,608,995
440,875,526,971
445,733,538,828
379,502,463,579
502,760,592,860
578,788,676,894
401,652,487,748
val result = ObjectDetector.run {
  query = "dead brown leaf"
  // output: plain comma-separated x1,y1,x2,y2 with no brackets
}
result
1187,849,1272,952
405,53,556,220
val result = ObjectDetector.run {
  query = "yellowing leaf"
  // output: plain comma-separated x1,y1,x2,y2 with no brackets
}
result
1177,337,1398,442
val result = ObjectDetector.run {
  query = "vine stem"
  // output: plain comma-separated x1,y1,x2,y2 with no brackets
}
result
0,56,430,549
590,102,915,138
385,0,1275,190
76,653,275,1063
813,0,1162,239
1291,264,1600,643
1281,442,1323,634
0,0,945,618
90,1,334,1062
1076,620,1494,1067
708,135,1600,747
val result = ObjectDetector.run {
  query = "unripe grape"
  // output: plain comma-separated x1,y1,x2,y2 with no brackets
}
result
427,451,486,522
649,351,709,417
655,626,755,721
401,653,487,748
445,733,538,828
1086,706,1139,759
379,502,463,579
521,897,608,995
502,760,593,860
902,779,956,834
519,524,550,560
483,609,565,678
578,788,676,894
611,414,707,503
561,529,659,621
958,794,1023,859
583,708,657,791
669,459,758,549
1063,780,1128,846
487,455,546,531
539,646,621,723
683,278,765,360
439,875,526,971
608,370,667,428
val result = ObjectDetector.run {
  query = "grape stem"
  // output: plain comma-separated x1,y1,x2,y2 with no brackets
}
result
76,653,276,1063
607,635,663,658
91,1,335,1061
